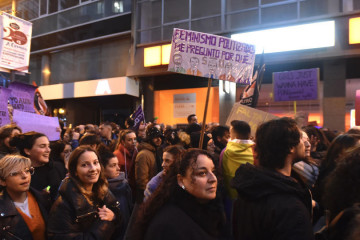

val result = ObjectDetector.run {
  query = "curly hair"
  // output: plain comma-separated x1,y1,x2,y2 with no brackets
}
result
133,148,215,240
67,146,108,205
323,146,360,222
255,117,300,170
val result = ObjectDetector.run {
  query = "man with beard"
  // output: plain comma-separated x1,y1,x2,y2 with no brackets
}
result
231,117,314,240
134,127,163,203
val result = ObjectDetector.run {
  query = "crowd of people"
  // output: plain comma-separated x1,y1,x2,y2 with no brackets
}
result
1,113,360,240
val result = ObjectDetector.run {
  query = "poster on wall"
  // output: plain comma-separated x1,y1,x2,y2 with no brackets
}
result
8,82,36,113
273,68,319,102
0,87,11,126
0,12,33,72
173,93,196,118
168,28,256,84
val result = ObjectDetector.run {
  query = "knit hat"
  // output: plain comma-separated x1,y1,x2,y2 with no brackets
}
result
146,127,163,140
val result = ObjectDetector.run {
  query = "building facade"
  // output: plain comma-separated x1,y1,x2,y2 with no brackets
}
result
1,0,360,130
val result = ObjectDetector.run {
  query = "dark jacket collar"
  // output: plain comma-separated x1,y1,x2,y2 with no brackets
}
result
170,185,225,237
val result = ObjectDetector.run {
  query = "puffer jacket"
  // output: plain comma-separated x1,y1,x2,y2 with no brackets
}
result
0,187,50,240
47,177,122,240
134,142,157,202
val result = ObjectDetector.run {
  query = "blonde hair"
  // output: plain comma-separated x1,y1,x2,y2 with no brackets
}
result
0,154,31,180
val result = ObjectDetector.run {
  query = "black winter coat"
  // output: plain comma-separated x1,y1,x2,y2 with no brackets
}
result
108,175,133,240
47,177,122,240
0,187,51,240
231,163,315,240
144,185,225,240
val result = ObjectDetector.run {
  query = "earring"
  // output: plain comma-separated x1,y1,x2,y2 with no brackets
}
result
181,185,186,190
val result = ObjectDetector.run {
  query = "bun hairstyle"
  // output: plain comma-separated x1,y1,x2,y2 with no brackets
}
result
10,131,46,156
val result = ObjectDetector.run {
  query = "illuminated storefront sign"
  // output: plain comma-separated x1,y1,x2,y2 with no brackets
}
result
349,17,360,44
231,21,335,54
144,44,171,67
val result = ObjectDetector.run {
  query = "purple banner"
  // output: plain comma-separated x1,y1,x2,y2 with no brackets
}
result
131,105,145,131
8,81,36,113
273,68,318,102
0,87,11,126
12,109,60,141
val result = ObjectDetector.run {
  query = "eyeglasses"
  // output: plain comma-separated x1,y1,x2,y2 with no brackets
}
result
8,167,35,178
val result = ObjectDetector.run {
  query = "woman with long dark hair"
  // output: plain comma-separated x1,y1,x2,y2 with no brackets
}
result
47,146,122,239
10,131,62,201
133,148,225,240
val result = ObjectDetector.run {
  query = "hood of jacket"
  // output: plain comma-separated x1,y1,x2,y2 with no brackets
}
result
224,140,254,164
137,142,156,153
231,163,309,202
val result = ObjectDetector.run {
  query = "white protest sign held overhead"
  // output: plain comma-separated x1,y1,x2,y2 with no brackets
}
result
168,28,256,84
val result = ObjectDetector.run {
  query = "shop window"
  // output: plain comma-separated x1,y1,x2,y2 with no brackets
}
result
164,0,189,23
112,0,123,13
40,0,47,15
49,0,59,13
137,27,162,44
261,0,290,4
191,0,220,19
226,10,258,30
191,16,221,34
17,0,39,20
261,3,297,24
163,22,189,41
138,1,161,30
60,0,79,10
226,0,258,12
300,0,340,18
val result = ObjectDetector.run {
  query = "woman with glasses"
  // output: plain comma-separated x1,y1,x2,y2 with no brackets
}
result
47,146,122,240
10,131,63,201
0,155,51,240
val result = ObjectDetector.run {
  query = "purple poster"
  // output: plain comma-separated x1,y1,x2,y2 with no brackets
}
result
273,68,319,102
8,81,36,113
0,87,11,126
13,109,60,141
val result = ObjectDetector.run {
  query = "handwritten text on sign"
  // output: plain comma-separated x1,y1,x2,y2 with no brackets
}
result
273,68,319,102
168,28,256,84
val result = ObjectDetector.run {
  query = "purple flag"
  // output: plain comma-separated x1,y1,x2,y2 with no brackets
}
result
131,105,145,131
0,87,11,126
8,82,36,113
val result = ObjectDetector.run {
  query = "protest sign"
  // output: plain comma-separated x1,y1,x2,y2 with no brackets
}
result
131,105,145,131
173,93,196,118
8,81,36,113
168,28,256,84
226,103,278,136
0,87,11,126
12,109,60,141
0,12,33,72
273,68,319,102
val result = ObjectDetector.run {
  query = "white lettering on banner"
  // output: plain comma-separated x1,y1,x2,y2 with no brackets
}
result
95,80,112,95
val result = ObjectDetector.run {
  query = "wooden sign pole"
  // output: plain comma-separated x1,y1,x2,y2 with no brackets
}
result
199,78,212,149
